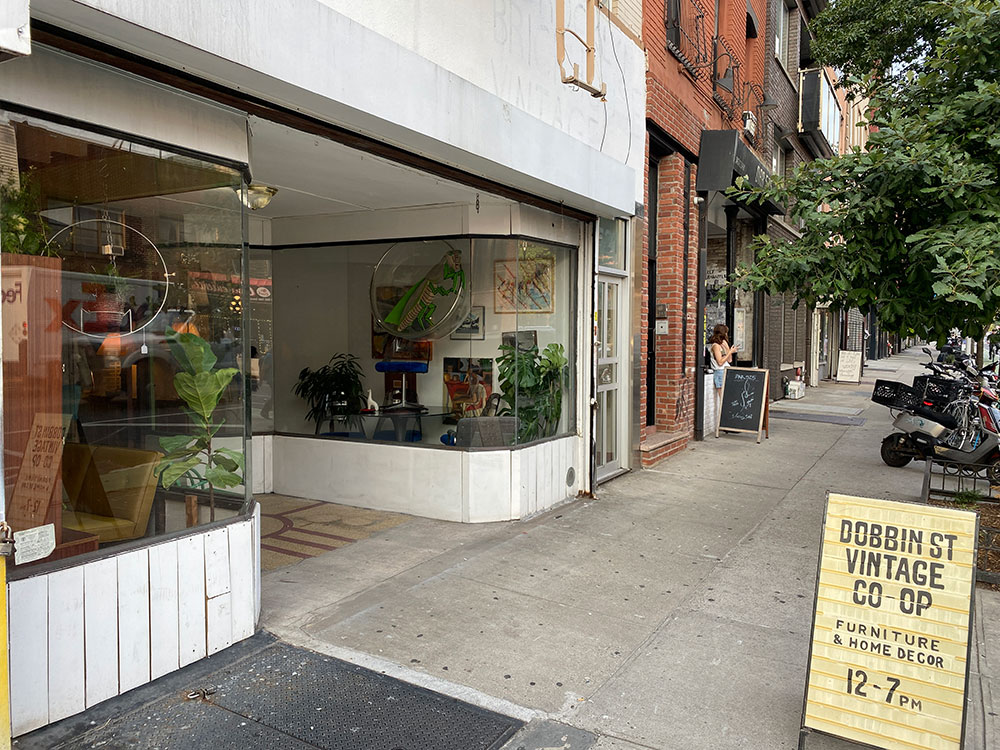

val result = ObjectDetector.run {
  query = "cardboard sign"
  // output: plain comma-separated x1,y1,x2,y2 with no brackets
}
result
801,494,978,750
8,413,66,532
836,350,863,384
717,367,770,443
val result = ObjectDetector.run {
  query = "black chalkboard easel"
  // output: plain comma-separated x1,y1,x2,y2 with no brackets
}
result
716,367,770,443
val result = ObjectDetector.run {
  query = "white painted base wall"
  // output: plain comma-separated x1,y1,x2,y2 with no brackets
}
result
251,434,274,495
7,512,260,737
703,375,719,437
272,435,582,522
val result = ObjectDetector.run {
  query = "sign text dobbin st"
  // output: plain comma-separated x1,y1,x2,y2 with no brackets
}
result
802,494,977,750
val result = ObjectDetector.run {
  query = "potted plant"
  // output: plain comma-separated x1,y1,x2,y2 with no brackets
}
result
294,353,366,433
154,329,244,522
496,342,568,443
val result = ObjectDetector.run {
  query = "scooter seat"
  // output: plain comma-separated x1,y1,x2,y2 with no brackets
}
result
914,404,959,430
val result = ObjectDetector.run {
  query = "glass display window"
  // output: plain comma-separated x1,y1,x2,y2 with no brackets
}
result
271,237,577,448
0,111,249,571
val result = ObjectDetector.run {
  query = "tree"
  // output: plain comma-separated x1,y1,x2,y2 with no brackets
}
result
810,0,941,85
731,0,1000,342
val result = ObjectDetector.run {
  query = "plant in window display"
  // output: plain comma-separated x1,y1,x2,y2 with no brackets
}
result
0,172,57,256
294,353,366,432
154,328,244,522
496,342,568,443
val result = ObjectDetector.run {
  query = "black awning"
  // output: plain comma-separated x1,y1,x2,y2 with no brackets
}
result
746,0,761,38
695,130,783,214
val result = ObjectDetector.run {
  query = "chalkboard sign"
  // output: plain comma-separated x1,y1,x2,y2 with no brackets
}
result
717,367,770,442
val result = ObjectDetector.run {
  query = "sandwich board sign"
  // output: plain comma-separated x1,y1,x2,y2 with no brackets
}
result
799,494,978,750
716,367,769,443
836,350,863,384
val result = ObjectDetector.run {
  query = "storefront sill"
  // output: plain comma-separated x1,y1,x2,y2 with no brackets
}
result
640,430,688,454
8,499,258,581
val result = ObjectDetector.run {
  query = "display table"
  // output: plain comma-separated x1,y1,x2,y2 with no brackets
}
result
319,405,453,443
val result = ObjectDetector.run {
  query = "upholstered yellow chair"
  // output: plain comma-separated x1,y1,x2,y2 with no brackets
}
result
62,443,160,543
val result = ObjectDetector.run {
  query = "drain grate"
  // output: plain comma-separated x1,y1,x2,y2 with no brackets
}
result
73,642,522,750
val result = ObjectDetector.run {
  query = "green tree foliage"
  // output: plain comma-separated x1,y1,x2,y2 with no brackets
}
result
732,0,1000,342
810,0,941,84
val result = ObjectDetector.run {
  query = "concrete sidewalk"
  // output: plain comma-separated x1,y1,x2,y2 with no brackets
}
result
261,346,997,749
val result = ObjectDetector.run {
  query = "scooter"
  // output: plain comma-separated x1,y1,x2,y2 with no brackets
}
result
874,378,1000,475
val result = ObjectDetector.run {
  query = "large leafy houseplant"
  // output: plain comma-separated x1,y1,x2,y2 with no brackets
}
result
154,329,244,521
293,353,366,432
496,342,568,443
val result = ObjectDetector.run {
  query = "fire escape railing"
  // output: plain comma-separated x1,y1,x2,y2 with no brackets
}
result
664,0,711,78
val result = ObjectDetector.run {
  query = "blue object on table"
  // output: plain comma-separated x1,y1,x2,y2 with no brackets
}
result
374,361,429,374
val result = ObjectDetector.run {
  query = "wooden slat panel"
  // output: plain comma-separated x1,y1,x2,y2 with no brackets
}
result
47,567,85,722
113,549,149,695
203,527,231,599
539,442,553,511
206,592,232,656
524,447,536,516
177,534,206,668
228,521,255,642
9,576,48,735
148,542,180,680
83,557,118,708
253,503,262,621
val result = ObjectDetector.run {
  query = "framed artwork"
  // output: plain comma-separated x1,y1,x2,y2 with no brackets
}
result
494,256,554,314
443,357,493,422
450,306,485,340
501,330,537,352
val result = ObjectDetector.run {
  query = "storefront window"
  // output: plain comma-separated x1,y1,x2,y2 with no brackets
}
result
0,113,248,570
272,237,576,447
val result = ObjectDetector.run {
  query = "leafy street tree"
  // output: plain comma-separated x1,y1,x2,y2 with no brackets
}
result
731,0,1000,342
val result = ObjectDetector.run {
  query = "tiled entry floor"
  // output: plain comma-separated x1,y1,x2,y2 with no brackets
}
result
257,494,410,570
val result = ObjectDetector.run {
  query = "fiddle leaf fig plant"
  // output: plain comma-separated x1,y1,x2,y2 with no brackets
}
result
154,328,243,521
496,342,568,443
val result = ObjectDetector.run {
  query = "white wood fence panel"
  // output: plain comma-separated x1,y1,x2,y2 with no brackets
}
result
83,557,119,708
148,541,180,680
203,527,231,599
206,592,233,655
9,576,48,735
47,567,85,722
117,550,151,693
228,521,255,641
177,534,207,667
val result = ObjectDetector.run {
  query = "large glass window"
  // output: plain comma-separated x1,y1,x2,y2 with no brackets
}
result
0,113,248,571
271,237,577,448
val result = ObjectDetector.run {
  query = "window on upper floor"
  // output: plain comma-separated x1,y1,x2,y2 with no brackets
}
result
772,137,787,179
775,2,793,73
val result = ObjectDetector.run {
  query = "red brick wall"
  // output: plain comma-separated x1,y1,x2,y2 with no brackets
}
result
638,1,766,467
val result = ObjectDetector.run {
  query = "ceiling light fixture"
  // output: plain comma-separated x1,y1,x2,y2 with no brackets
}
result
241,183,278,211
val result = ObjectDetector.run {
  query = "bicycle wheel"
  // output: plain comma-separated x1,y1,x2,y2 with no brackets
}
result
943,399,973,449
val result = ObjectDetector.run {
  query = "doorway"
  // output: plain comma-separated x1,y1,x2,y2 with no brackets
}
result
595,275,624,480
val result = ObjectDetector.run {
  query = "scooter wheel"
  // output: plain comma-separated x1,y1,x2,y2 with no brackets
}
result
881,434,913,467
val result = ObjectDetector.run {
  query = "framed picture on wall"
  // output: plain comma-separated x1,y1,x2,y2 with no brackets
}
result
450,306,485,340
494,255,554,314
501,330,537,352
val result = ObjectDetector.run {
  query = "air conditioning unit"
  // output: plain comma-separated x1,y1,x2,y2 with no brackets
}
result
742,110,758,138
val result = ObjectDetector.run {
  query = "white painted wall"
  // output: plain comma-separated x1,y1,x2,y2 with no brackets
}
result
32,0,643,215
7,516,259,736
0,0,30,57
272,434,581,522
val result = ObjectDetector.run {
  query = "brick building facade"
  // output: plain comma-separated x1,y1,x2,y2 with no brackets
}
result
638,0,769,464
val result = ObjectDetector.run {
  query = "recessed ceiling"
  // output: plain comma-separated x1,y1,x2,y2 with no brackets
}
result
247,117,505,219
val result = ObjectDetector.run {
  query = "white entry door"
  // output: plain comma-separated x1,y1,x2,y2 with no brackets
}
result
595,276,623,481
